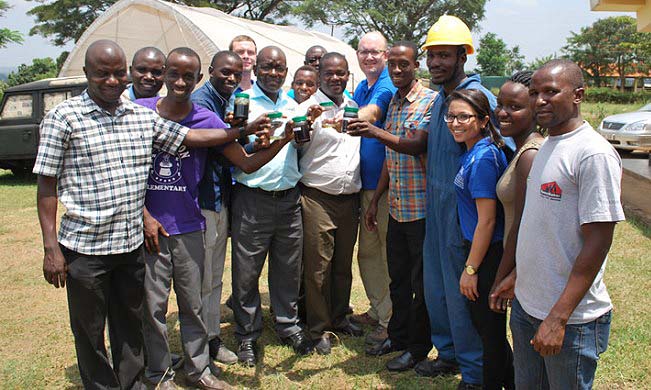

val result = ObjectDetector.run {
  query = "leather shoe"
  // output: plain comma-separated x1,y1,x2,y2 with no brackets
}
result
209,337,238,365
334,320,363,337
365,338,404,356
236,340,257,367
350,311,379,327
282,330,314,355
386,351,420,372
414,358,460,377
194,373,233,390
314,334,331,355
457,380,482,390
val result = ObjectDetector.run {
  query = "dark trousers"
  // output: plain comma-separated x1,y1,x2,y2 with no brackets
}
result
465,241,515,390
301,185,359,339
386,217,432,359
230,184,303,341
62,245,145,390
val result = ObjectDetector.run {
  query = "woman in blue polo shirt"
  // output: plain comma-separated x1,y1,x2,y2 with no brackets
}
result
447,88,513,390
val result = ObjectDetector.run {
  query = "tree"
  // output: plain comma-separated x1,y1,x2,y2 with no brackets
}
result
475,32,524,76
0,1,24,48
26,0,290,46
527,54,557,71
6,57,58,87
563,16,651,89
294,0,488,48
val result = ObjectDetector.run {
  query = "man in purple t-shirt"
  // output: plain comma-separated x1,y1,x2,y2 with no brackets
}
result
136,47,231,390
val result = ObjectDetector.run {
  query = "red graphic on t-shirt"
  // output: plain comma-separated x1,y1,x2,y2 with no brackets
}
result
540,181,562,201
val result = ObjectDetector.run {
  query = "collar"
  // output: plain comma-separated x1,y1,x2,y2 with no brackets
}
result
249,82,289,106
392,81,424,105
313,88,355,108
439,73,482,98
363,67,390,91
80,90,134,116
204,81,229,107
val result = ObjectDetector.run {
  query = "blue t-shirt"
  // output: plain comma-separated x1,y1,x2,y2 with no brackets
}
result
454,137,507,243
136,97,225,235
353,68,397,189
191,81,233,212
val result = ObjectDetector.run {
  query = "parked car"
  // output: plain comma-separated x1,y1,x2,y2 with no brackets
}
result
597,103,651,153
0,76,87,176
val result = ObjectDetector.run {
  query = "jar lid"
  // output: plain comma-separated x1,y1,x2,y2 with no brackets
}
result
320,101,335,107
235,93,250,98
292,115,308,122
268,111,282,119
344,106,359,113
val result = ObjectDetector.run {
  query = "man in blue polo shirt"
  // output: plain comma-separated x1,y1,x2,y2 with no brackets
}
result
350,31,396,346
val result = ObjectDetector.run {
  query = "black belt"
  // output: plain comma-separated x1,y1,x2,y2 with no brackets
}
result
239,183,294,198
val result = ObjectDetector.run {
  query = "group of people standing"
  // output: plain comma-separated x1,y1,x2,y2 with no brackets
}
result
34,13,624,390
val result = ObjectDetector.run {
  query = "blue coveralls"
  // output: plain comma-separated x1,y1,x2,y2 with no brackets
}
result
424,74,501,385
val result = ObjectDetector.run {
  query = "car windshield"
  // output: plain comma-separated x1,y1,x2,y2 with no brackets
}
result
640,103,651,112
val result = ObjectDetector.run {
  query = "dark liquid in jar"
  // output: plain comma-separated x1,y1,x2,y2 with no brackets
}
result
294,125,310,143
234,103,249,119
341,118,350,133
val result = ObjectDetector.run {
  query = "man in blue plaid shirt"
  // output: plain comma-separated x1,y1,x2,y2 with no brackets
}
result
33,40,267,390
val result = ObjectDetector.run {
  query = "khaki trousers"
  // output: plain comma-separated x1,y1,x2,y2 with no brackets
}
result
357,189,392,327
302,185,360,339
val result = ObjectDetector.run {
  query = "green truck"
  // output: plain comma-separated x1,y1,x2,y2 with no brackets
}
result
0,76,87,176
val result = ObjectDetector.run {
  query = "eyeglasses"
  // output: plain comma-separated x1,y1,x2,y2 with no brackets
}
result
357,49,386,58
443,113,476,124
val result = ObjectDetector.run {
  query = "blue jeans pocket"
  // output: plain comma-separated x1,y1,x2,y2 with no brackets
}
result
596,310,612,355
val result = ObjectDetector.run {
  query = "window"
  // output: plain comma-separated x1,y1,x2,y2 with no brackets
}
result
43,91,73,115
0,94,33,119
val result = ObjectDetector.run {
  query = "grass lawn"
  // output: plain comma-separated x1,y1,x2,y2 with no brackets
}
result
0,155,649,389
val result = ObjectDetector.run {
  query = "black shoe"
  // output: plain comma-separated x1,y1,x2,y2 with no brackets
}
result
365,338,404,356
414,358,460,377
236,340,257,367
282,330,314,356
386,351,420,372
209,337,238,365
334,320,363,337
457,380,482,390
314,334,331,355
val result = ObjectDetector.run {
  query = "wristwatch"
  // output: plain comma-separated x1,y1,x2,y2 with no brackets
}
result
464,264,477,275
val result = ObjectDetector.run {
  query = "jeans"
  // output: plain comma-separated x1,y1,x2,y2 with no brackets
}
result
510,298,611,390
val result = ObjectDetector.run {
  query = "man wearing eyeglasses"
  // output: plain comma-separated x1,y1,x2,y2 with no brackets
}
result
349,31,396,347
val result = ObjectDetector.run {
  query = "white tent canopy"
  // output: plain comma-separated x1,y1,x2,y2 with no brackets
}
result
59,0,364,91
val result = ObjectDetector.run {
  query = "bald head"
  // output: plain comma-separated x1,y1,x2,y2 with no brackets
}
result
257,46,286,65
83,40,128,112
359,31,388,51
85,40,126,69
536,59,584,89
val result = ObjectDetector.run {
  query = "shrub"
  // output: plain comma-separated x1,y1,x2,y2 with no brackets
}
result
584,88,651,104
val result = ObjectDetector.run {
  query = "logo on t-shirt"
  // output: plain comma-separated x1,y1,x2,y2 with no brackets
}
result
540,181,562,201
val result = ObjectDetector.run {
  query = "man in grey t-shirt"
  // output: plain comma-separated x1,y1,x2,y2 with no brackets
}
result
511,59,624,390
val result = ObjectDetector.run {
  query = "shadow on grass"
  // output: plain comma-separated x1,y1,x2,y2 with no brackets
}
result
0,170,36,187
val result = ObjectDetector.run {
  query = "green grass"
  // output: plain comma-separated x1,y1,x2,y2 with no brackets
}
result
583,102,641,130
0,169,649,389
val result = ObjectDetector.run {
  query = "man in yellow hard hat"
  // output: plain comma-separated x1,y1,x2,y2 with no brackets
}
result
417,15,510,390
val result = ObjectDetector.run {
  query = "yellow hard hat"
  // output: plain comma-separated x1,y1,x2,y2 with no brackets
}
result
421,15,475,54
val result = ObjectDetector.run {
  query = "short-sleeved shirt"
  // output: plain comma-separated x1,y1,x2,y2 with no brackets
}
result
385,82,436,222
233,82,301,191
454,137,507,242
298,89,361,195
191,81,233,212
354,68,397,189
515,122,624,324
137,97,225,235
33,91,188,255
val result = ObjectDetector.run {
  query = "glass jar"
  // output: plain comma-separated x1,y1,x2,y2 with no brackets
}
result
234,93,250,119
341,106,359,133
292,115,311,144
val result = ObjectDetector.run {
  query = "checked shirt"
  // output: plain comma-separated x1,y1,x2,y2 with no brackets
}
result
33,91,188,255
384,82,436,222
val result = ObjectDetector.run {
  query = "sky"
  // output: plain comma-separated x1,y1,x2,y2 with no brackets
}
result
0,0,636,72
